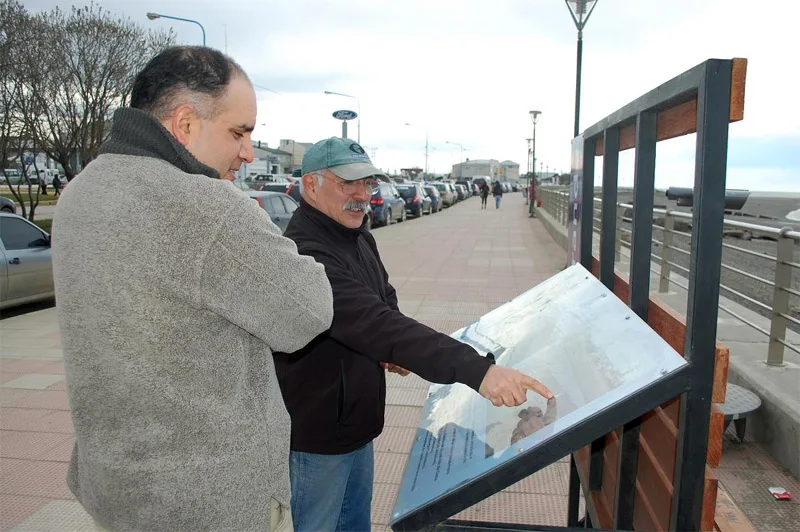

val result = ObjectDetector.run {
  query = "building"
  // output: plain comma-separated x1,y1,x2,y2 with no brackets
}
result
237,141,292,178
498,160,520,182
450,159,520,182
279,139,314,173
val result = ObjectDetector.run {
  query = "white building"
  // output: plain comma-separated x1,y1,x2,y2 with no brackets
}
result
279,139,314,173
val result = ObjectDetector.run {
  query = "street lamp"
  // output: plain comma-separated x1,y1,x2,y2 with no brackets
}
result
530,110,541,216
445,141,464,179
146,13,206,46
405,123,428,180
324,91,360,144
564,0,599,137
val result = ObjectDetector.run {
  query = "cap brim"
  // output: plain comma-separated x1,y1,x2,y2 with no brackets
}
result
329,162,390,182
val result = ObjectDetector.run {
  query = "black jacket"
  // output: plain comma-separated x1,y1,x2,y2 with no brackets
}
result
275,200,493,454
492,182,504,196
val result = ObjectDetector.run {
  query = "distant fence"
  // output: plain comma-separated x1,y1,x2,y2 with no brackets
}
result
539,186,797,367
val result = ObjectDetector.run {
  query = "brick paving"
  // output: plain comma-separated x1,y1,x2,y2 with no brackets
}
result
0,193,792,531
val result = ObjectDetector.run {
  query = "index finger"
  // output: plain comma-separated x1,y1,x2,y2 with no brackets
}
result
522,376,553,400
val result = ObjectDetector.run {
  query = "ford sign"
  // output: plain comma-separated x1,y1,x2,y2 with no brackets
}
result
332,109,358,121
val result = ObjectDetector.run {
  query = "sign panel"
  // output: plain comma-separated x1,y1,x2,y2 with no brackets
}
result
332,109,358,120
568,136,584,266
390,264,687,528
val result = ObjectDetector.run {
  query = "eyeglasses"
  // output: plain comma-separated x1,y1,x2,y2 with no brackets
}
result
323,175,375,195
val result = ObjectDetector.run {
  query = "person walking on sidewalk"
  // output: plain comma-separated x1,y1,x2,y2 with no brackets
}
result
275,137,554,532
52,46,333,532
492,180,504,209
51,174,62,196
480,181,489,209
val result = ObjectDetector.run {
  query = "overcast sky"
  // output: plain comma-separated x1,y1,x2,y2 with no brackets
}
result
25,0,800,191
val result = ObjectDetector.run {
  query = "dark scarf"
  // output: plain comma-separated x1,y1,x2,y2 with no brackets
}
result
99,107,219,179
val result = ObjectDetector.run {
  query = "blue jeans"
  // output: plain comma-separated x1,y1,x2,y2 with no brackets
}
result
494,195,502,208
290,442,374,532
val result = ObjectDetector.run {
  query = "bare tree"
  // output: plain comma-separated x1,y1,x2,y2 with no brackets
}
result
1,1,175,220
30,3,175,180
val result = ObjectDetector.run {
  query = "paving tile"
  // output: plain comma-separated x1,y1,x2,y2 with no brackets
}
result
0,408,49,431
0,458,73,499
384,406,424,429
375,451,410,486
504,461,569,495
1,374,65,391
385,388,428,407
0,371,24,384
371,482,399,526
0,494,48,532
0,358,48,373
37,437,75,463
6,390,70,411
454,492,570,526
0,430,73,460
717,467,800,506
719,438,785,471
14,410,75,433
0,389,33,408
375,426,418,455
735,501,800,532
11,499,95,532
386,373,430,390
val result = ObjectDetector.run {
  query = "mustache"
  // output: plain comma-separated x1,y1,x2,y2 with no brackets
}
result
343,200,369,211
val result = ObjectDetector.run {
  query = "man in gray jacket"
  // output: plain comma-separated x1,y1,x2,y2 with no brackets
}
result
52,46,333,531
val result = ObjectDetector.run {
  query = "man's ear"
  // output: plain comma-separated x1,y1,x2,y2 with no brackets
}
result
302,173,317,198
168,104,199,147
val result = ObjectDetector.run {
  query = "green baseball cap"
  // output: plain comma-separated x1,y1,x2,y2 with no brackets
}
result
302,137,389,182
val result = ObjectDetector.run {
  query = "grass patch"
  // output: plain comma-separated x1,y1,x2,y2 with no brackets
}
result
32,218,53,234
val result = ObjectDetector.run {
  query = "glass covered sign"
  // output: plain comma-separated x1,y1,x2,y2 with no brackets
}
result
390,264,687,528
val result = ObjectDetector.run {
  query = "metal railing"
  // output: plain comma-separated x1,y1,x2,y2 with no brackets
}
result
537,186,798,366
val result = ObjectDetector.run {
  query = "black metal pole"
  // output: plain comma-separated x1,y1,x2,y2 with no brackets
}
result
567,455,581,526
670,59,732,532
573,30,583,138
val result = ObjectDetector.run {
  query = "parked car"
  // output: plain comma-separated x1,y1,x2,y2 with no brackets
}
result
370,181,406,226
396,183,432,217
454,184,468,202
0,213,54,309
423,185,442,213
0,197,16,214
259,181,303,202
432,182,455,207
246,191,299,233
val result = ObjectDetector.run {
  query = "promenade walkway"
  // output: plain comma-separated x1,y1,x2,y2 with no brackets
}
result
1,193,784,530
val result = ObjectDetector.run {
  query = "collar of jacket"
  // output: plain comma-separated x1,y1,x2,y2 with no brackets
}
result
98,107,220,179
297,198,368,241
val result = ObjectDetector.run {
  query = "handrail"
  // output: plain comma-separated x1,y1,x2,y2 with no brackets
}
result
537,186,798,366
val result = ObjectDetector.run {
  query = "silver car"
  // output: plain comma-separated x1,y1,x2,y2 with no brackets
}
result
0,213,54,309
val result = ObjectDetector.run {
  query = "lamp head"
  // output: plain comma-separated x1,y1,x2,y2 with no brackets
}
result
146,12,161,20
530,110,541,124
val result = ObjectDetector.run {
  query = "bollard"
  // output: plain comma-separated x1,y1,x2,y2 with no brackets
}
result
766,228,794,366
659,211,674,292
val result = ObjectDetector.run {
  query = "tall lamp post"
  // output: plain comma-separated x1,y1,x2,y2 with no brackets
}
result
564,0,599,137
324,91,360,144
529,110,541,216
445,141,464,179
405,123,428,180
146,13,206,46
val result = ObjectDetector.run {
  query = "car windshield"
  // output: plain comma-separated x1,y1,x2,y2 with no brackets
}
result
434,184,446,191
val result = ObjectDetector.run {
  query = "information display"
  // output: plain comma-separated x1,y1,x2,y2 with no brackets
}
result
390,264,687,528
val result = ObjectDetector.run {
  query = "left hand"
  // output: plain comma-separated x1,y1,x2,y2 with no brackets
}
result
381,362,410,376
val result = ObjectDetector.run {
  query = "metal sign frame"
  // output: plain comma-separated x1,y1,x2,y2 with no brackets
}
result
389,57,735,531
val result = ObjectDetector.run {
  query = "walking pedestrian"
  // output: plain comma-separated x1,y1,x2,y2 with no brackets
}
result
492,180,504,209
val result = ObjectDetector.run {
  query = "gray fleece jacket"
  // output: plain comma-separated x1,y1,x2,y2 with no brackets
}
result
52,108,333,531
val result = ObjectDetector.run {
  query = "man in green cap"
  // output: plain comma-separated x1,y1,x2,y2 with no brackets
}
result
275,137,553,531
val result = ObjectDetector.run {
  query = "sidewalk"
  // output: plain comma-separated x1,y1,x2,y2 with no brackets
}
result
0,193,783,530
